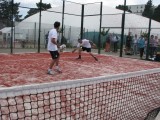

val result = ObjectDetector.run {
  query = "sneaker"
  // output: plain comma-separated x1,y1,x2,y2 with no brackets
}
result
76,57,81,60
47,70,54,75
55,68,62,73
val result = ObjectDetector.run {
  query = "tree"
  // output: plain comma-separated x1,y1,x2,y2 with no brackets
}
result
116,5,132,12
0,0,22,28
152,5,160,22
142,0,153,18
36,2,51,10
24,2,51,19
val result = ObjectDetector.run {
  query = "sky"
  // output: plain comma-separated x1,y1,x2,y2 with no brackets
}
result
14,0,159,7
14,0,159,17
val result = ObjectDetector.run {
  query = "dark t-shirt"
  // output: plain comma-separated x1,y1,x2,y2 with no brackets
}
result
126,35,132,47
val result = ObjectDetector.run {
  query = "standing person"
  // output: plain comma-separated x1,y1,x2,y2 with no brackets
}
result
45,31,49,49
149,35,155,58
154,36,159,55
125,32,132,54
105,33,112,52
113,34,119,52
138,35,145,59
133,34,138,55
144,37,148,55
72,39,98,61
47,21,61,75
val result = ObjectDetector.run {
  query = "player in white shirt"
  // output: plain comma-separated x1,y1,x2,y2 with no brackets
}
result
47,21,61,75
72,39,98,61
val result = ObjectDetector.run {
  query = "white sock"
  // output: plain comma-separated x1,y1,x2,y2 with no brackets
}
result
56,66,59,70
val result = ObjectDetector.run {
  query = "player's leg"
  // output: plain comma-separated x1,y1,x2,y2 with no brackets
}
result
55,51,62,73
76,47,83,59
48,51,57,75
87,48,98,61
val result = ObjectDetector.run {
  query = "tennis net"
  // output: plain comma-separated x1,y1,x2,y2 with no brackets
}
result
0,68,160,120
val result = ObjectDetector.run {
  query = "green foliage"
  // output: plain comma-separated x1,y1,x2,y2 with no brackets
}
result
152,5,160,22
36,2,51,10
141,31,148,38
24,2,51,19
0,0,22,28
24,8,39,19
142,0,153,18
116,5,132,12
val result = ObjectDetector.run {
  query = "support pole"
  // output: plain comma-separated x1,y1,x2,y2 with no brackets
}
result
120,0,126,57
80,4,84,40
98,2,103,54
38,0,42,53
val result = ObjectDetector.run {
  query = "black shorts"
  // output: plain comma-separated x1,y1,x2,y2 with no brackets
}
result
82,47,91,52
49,51,60,59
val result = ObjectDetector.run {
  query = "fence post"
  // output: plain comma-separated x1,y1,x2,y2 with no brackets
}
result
34,22,36,48
61,0,65,44
80,4,84,40
98,2,102,54
11,0,14,54
146,1,153,60
120,0,126,57
38,0,42,53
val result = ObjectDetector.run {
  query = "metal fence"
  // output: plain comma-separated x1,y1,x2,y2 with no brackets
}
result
0,0,160,61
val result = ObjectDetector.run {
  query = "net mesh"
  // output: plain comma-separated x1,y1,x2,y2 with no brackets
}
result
0,69,160,120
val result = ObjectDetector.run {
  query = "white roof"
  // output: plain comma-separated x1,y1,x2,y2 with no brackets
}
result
0,27,11,33
18,3,160,35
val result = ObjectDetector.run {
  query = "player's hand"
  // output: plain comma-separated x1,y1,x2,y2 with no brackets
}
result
92,44,97,49
57,43,60,48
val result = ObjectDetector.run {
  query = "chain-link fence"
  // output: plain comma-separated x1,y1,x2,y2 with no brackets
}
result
0,0,160,61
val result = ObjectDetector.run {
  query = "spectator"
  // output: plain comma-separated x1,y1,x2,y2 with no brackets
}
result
105,33,112,52
133,34,138,55
112,34,119,52
45,31,49,49
149,35,155,58
125,32,132,54
138,35,145,59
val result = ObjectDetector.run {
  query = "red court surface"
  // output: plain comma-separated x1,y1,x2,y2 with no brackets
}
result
0,52,160,87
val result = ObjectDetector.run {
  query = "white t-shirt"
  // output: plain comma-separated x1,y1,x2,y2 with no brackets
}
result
77,39,91,48
133,37,138,44
47,28,58,51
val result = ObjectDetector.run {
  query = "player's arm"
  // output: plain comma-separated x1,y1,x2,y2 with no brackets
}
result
89,41,96,48
51,38,60,48
72,43,82,53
